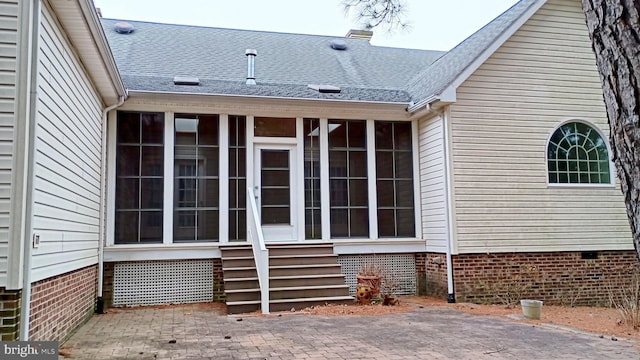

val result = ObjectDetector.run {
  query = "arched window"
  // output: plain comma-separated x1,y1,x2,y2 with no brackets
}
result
547,122,611,184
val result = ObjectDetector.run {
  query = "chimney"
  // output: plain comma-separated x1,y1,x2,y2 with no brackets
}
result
245,49,257,85
345,29,373,41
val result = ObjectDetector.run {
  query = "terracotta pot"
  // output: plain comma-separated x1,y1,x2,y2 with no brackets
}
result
357,274,382,297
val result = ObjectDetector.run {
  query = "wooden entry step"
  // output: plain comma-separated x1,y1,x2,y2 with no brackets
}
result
220,243,353,314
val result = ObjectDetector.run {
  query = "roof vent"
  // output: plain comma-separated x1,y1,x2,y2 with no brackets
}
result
173,76,200,86
308,84,341,94
245,49,257,85
330,39,347,50
114,21,135,34
345,29,373,40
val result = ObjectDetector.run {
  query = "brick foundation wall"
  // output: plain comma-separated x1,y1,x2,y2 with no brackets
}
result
213,258,225,301
0,288,21,340
416,253,449,298
29,265,98,341
453,251,638,306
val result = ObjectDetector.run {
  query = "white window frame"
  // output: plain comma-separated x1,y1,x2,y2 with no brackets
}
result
546,119,616,188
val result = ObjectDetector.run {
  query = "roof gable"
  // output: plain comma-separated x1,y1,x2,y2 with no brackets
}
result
405,0,545,110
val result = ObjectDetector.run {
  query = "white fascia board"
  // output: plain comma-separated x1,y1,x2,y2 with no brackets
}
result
49,0,126,102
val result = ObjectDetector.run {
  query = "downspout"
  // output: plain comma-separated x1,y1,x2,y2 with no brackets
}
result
96,95,126,314
19,0,41,340
442,107,456,303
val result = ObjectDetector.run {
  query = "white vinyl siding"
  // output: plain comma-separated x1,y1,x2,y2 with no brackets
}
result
449,0,633,253
30,5,103,281
0,0,18,286
419,115,448,252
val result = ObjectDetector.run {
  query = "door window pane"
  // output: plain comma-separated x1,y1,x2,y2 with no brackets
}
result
261,149,290,225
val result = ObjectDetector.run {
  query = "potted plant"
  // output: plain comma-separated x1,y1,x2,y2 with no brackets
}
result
357,263,384,298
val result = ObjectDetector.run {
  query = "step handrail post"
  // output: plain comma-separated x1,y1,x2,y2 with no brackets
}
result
247,187,269,314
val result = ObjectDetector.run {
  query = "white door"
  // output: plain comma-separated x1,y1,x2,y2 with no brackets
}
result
254,144,297,241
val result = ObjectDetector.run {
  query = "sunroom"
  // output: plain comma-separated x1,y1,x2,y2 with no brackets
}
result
107,111,421,248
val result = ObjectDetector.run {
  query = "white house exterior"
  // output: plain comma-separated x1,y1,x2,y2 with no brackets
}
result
1,0,635,341
0,0,124,341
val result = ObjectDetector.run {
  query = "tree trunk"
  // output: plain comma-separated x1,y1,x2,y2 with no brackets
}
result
581,0,640,261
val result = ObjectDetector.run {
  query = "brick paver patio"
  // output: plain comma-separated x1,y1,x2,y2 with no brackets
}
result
59,303,640,359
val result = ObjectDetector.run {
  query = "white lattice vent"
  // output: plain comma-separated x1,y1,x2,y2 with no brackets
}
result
113,260,213,306
338,254,416,296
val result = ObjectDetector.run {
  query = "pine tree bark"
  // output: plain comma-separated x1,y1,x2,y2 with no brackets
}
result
582,0,640,261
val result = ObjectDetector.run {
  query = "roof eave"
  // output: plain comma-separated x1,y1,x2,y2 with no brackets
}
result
126,89,412,106
48,0,126,104
408,0,547,113
446,0,547,93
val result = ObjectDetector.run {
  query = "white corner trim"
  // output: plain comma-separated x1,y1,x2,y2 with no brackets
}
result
6,0,36,290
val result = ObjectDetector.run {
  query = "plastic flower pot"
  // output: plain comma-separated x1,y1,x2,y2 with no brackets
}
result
520,299,543,320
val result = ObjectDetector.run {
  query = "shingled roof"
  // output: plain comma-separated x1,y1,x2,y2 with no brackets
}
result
101,0,542,106
102,19,443,103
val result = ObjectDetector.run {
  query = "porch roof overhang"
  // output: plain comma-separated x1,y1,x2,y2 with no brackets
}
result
48,0,126,105
121,74,412,104
122,88,414,121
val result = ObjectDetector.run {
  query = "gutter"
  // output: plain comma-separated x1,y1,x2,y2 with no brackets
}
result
96,94,126,314
407,95,440,114
125,89,411,107
19,0,41,340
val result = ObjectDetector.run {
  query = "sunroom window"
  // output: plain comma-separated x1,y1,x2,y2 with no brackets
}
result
115,112,164,244
328,120,369,238
375,122,415,237
304,118,322,239
547,122,611,184
229,115,247,241
173,114,220,242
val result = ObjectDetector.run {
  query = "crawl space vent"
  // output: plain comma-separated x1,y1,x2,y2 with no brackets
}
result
337,254,416,295
113,260,213,306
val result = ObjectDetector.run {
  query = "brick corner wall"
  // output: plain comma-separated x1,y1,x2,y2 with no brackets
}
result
416,253,448,299
213,258,225,302
0,288,21,341
103,262,115,309
29,265,98,341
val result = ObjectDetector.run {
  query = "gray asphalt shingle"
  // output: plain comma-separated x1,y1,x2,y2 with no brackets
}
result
101,0,538,105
